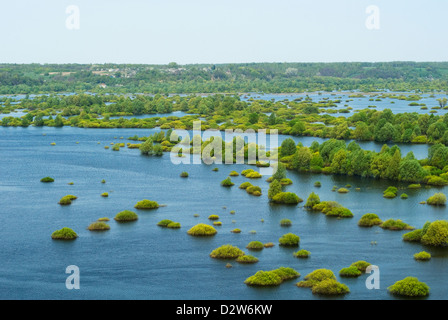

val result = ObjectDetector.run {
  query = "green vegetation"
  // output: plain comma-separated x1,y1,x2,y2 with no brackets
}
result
311,279,350,296
221,177,234,187
231,228,241,233
246,185,262,196
380,219,414,231
236,255,259,264
180,171,189,178
51,228,78,240
408,184,421,189
280,219,292,227
114,210,138,222
272,192,302,205
98,217,110,222
383,186,398,199
101,192,109,197
350,261,371,272
358,213,382,227
297,269,336,288
314,181,321,187
400,193,409,199
58,195,77,205
208,215,219,220
244,267,300,286
239,182,252,189
312,201,353,218
210,245,245,259
337,188,349,193
304,192,320,208
40,177,54,183
388,277,430,297
293,249,310,258
426,193,447,206
264,242,275,248
229,171,239,176
134,199,159,209
279,233,300,247
414,251,431,261
87,222,110,231
246,241,264,250
187,223,217,236
339,266,362,278
421,221,448,246
267,180,282,200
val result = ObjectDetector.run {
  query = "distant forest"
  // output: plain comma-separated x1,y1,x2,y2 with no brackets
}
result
1,61,448,94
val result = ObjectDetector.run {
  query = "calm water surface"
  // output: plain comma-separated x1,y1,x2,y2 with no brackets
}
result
0,126,447,300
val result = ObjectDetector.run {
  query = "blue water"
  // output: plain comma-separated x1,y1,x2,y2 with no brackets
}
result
0,126,446,300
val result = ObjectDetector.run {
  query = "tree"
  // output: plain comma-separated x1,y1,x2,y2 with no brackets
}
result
272,162,287,181
290,121,305,136
385,149,401,181
292,147,312,170
268,180,282,200
140,138,154,155
280,138,297,157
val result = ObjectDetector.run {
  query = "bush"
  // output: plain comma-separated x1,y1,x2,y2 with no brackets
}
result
167,222,181,228
337,188,349,193
421,220,448,246
231,228,241,233
58,195,77,205
400,193,408,199
388,277,430,297
314,181,321,187
101,192,109,197
51,228,78,240
40,177,54,183
279,233,300,246
403,229,424,242
157,219,174,227
98,217,110,222
239,182,252,189
311,279,350,295
380,219,414,231
304,192,320,208
246,185,262,195
339,266,362,277
414,251,431,261
325,207,353,218
187,224,217,236
293,249,310,258
180,171,189,178
208,215,219,220
229,171,239,176
246,171,262,179
358,213,382,227
272,192,302,205
212,167,219,172
280,219,292,227
350,261,371,272
134,199,159,209
114,210,138,222
87,222,110,231
241,169,255,176
280,178,293,185
426,176,448,186
245,267,300,286
408,184,422,189
427,193,447,206
236,255,259,264
210,245,245,259
383,186,398,198
297,269,336,288
264,242,275,248
246,241,264,250
221,177,235,187
101,179,106,184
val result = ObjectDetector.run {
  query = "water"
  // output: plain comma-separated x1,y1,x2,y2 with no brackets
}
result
0,126,446,300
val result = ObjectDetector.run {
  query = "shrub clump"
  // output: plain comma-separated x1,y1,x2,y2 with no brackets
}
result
408,184,421,189
246,171,262,179
221,177,235,187
339,266,362,278
280,178,293,185
180,171,189,178
293,249,310,258
134,199,159,210
414,251,431,261
383,186,398,198
246,241,264,250
236,255,259,264
297,269,336,288
380,219,414,231
58,195,77,205
400,193,409,199
239,182,252,189
421,220,448,246
358,213,382,227
246,185,262,195
350,261,371,272
114,210,138,222
208,215,220,220
231,228,241,233
314,181,321,187
337,188,349,194
280,219,292,227
229,171,239,176
157,219,174,227
210,244,245,259
312,201,353,218
272,192,302,205
388,277,430,297
101,192,109,197
264,242,275,248
426,193,447,206
311,279,350,296
187,223,217,236
51,228,78,240
304,192,320,208
241,169,255,176
40,177,54,183
279,233,300,247
244,267,300,286
87,222,110,231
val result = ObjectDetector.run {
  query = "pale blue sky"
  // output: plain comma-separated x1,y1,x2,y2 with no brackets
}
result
0,0,446,64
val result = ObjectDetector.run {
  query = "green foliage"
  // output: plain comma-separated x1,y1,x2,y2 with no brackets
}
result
297,269,336,288
180,171,189,177
246,241,264,250
426,193,447,206
388,277,430,297
221,177,235,187
114,210,138,222
304,192,320,208
314,181,321,187
350,261,371,272
339,266,362,277
187,223,217,236
40,177,54,183
239,182,252,189
157,219,174,227
311,279,350,295
208,215,220,220
51,227,78,240
268,179,282,200
337,188,349,193
403,229,424,242
380,219,414,231
134,199,159,209
293,249,310,258
358,213,382,227
383,186,398,198
280,219,292,227
58,195,77,205
229,171,239,176
236,255,259,264
87,222,110,231
414,251,431,261
101,192,109,197
210,245,245,259
272,192,302,205
246,185,262,195
421,220,448,246
244,267,300,286
279,233,300,246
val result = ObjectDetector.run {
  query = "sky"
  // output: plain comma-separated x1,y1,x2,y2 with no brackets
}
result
0,0,446,64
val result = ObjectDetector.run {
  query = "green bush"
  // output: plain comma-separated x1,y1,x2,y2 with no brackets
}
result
380,219,414,231
383,191,397,199
98,217,109,222
134,199,159,209
241,169,255,176
403,229,424,242
337,188,349,193
304,192,320,208
358,213,382,227
58,195,77,205
400,193,408,199
414,251,431,261
101,192,109,197
40,177,54,183
421,220,448,246
87,222,110,231
236,255,259,264
297,269,336,288
388,277,430,297
210,244,245,259
213,221,222,226
350,261,371,272
208,215,219,220
51,227,78,240
408,184,421,189
246,241,264,250
239,182,252,189
157,219,174,227
279,233,300,247
280,178,293,185
221,177,235,187
114,210,138,222
244,271,282,286
231,228,241,233
280,219,292,227
246,185,262,195
314,181,321,187
187,223,217,236
427,193,447,206
339,266,362,277
212,167,219,172
180,171,189,178
229,171,239,176
293,249,310,258
272,192,302,205
246,171,262,179
311,279,350,295
325,207,353,218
